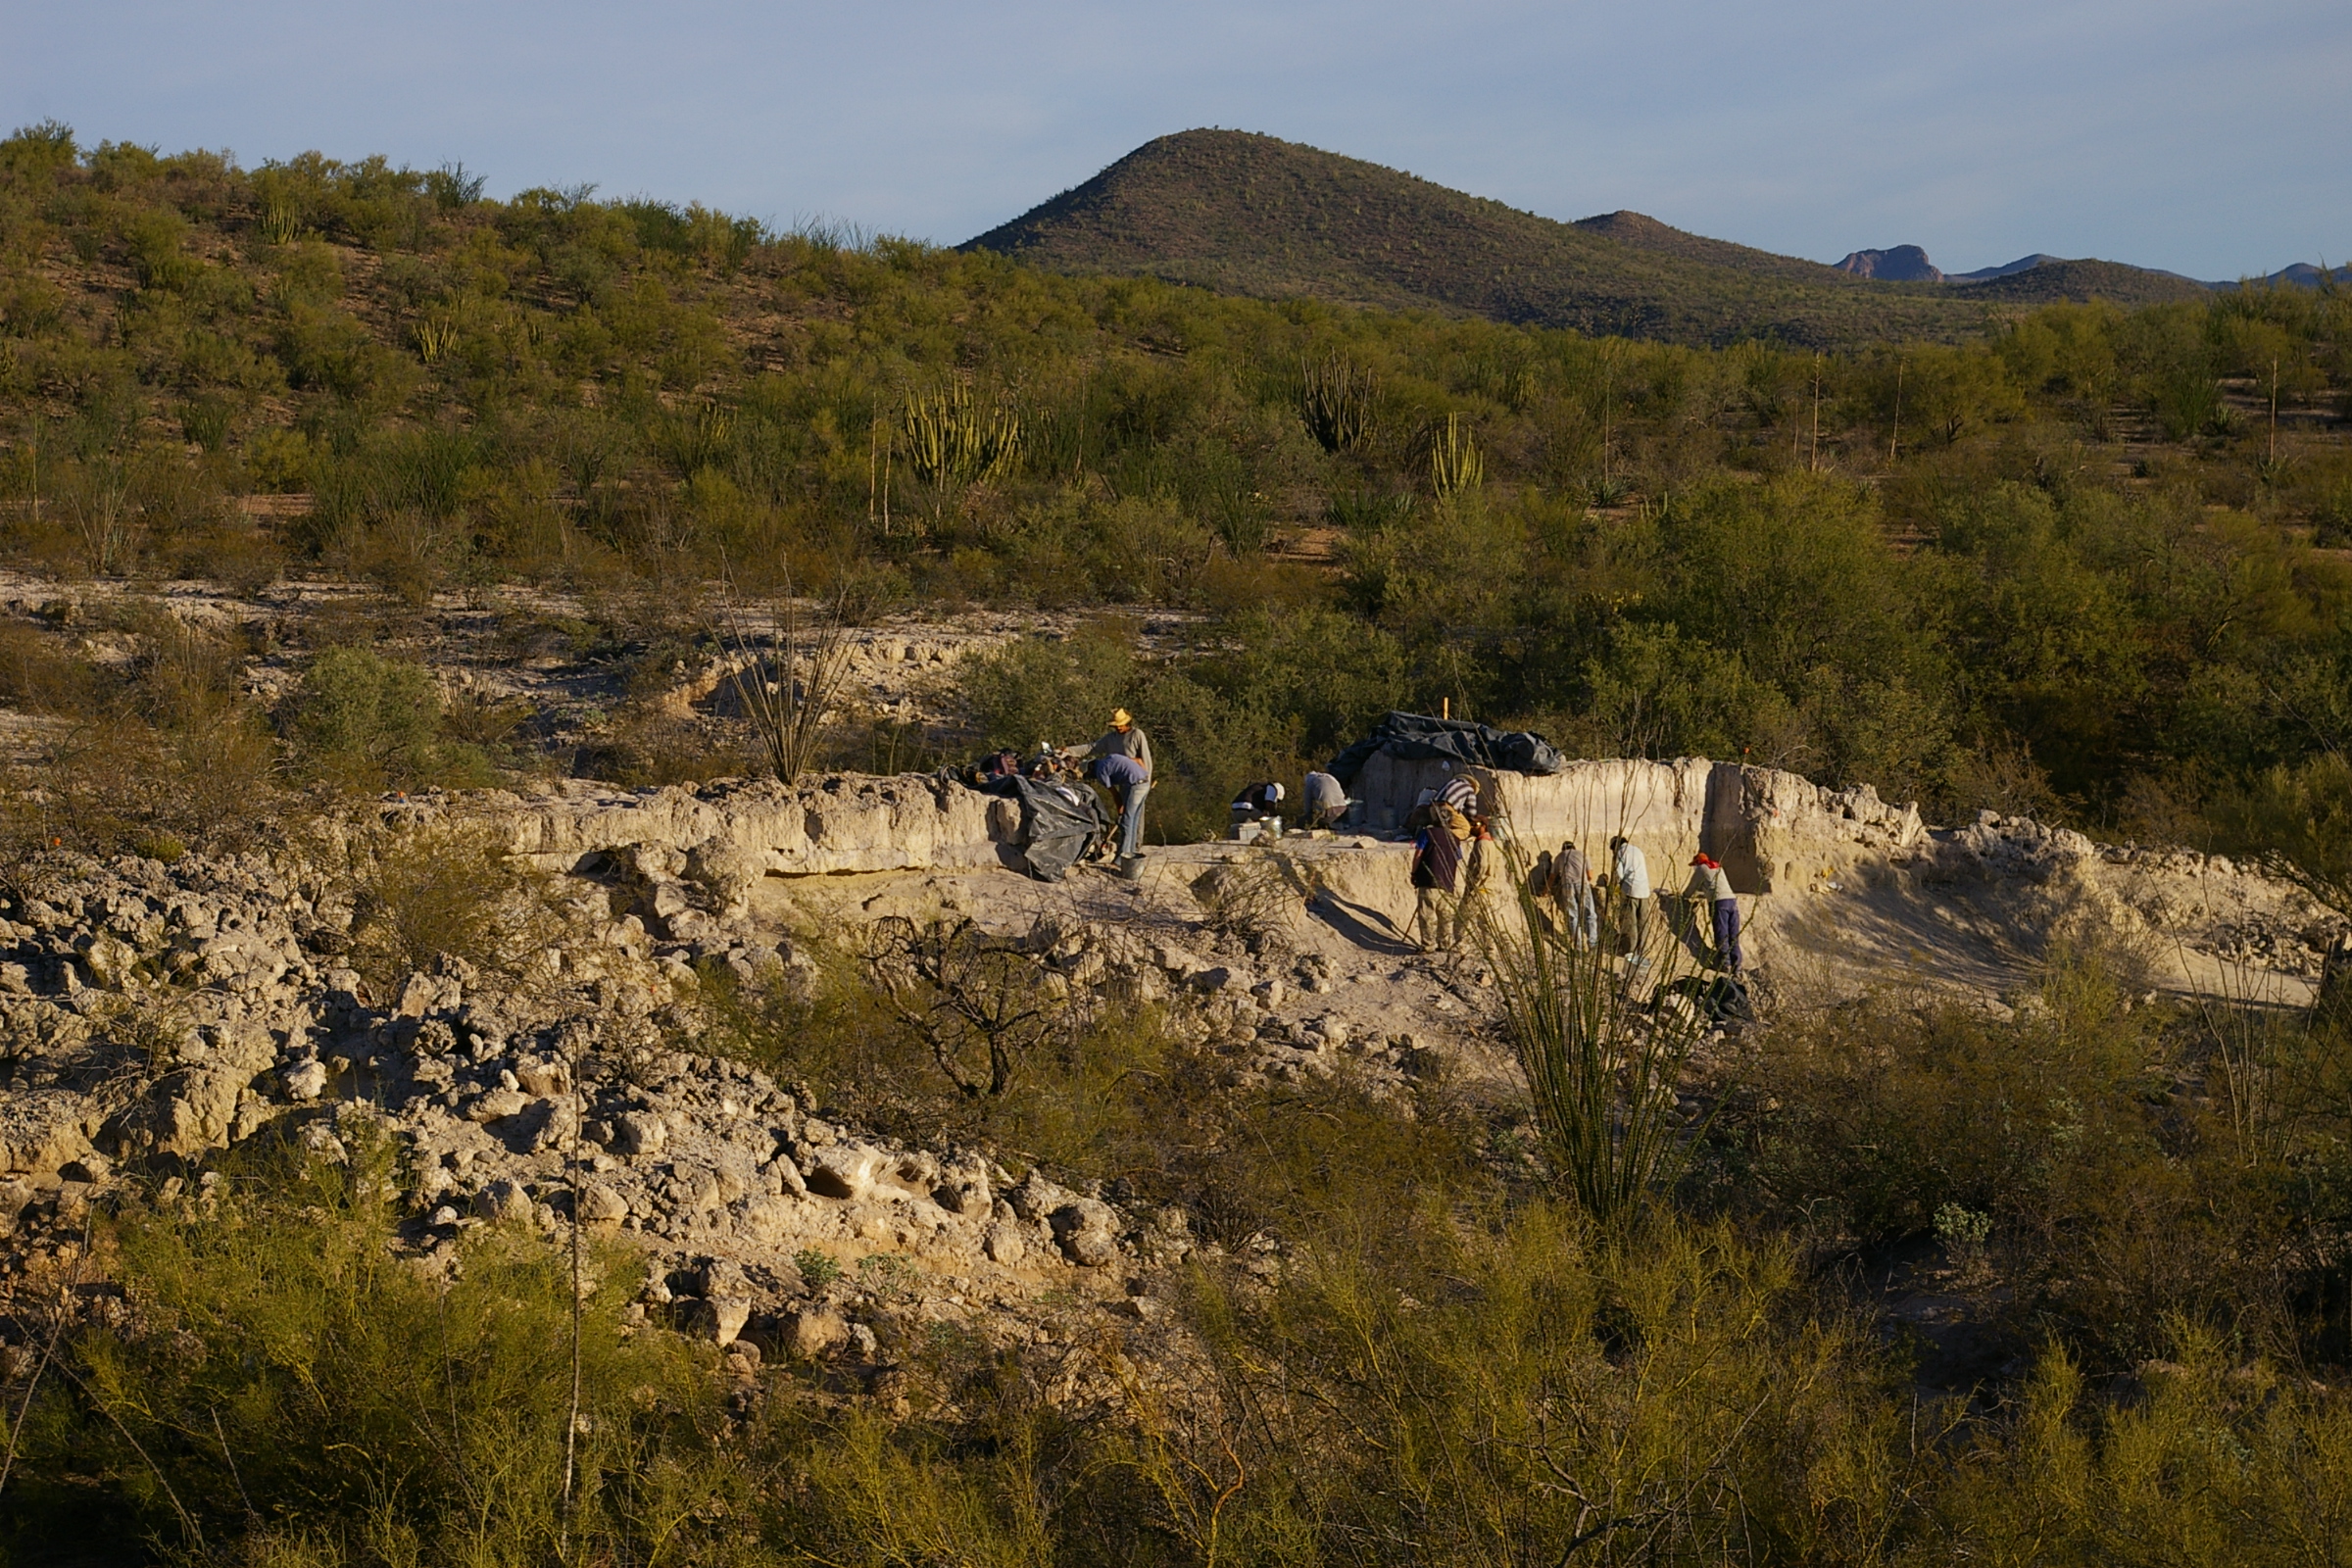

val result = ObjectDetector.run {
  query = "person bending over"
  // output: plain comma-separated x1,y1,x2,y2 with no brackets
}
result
1090,752,1152,869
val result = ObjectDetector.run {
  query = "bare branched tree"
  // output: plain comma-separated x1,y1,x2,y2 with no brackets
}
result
860,915,1075,1098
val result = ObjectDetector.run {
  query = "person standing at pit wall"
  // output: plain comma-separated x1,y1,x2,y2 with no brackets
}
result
1460,817,1503,938
1610,834,1653,962
1081,709,1152,774
1551,838,1597,950
1409,798,1471,951
1684,852,1741,976
1068,710,1152,864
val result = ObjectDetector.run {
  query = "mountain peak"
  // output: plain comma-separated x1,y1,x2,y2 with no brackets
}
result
965,131,2210,345
1836,245,1942,282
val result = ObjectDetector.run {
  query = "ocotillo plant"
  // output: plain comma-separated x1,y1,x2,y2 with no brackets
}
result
1476,836,1721,1227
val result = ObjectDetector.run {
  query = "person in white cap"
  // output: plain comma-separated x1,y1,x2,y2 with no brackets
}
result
1231,780,1286,819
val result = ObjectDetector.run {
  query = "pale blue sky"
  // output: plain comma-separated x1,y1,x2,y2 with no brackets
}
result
5,0,2345,281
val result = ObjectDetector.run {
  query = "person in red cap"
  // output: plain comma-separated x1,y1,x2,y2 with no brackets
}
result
1683,852,1742,976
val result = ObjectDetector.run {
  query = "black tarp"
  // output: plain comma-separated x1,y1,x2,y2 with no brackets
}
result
1326,711,1566,785
985,775,1113,881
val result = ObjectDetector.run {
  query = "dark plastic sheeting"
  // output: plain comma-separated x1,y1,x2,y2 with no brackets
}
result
1326,711,1566,785
985,775,1113,881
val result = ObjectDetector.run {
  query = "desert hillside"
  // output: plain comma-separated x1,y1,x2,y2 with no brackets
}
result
5,122,2352,1563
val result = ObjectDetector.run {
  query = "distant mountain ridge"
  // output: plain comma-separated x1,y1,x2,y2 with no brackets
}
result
1568,210,1853,284
965,130,2215,347
1951,253,2064,282
1836,245,1942,282
1834,244,2338,293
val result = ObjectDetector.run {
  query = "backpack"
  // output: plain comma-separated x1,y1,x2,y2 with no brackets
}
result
1655,974,1753,1024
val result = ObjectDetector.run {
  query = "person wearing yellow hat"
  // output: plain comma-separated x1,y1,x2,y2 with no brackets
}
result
1068,709,1153,868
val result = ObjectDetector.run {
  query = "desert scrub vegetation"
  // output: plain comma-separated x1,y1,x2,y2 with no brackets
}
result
0,617,519,867
0,1134,761,1566
18,1093,2352,1563
0,609,280,861
4,122,2352,847
324,818,568,994
7,866,2352,1563
1698,952,2352,1373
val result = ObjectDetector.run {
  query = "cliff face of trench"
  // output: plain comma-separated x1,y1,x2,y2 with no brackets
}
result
484,756,1927,899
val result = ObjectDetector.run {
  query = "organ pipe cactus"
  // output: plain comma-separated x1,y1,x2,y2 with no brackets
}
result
1301,353,1375,453
901,380,1021,489
1431,413,1483,497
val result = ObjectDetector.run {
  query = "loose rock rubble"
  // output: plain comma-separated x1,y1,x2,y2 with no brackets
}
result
4,762,2345,1391
0,831,1314,1381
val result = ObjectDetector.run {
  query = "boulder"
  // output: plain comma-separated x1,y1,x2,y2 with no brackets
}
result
803,1144,889,1200
1051,1200,1119,1266
783,1306,851,1358
1,1089,100,1176
984,1221,1026,1264
0,1177,36,1234
282,1059,329,1102
763,1151,808,1197
515,1060,570,1097
77,932,138,988
935,1174,991,1216
1006,1168,1076,1223
612,1111,667,1157
150,1066,252,1159
468,1088,529,1123
475,1178,530,1221
702,1297,754,1348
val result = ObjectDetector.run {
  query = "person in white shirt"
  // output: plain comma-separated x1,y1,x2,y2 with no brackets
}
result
1609,835,1652,959
1301,770,1348,829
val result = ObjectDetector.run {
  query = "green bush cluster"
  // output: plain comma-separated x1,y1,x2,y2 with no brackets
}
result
2,1137,754,1565
1713,956,2352,1372
4,876,2352,1564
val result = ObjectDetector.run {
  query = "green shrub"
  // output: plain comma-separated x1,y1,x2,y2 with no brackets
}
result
1931,1333,2352,1563
5,1138,755,1566
286,644,449,790
960,624,1140,757
337,820,563,991
1186,1205,1919,1564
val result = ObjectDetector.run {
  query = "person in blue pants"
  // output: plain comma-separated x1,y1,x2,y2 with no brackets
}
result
1091,753,1152,868
1683,853,1742,975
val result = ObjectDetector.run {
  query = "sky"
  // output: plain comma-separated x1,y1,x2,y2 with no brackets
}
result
5,0,2347,282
